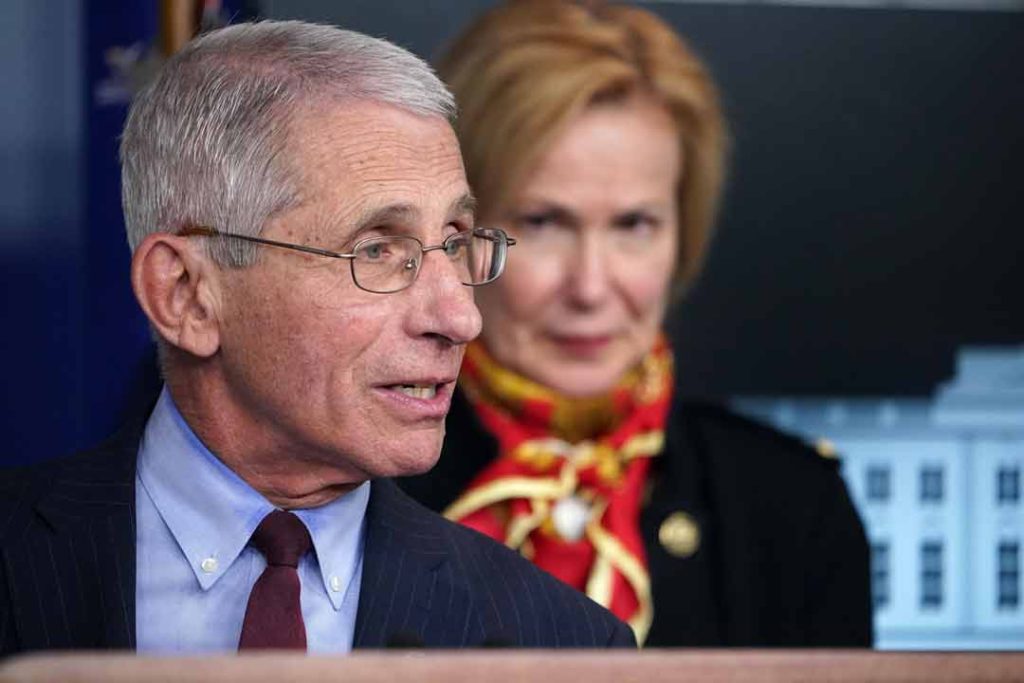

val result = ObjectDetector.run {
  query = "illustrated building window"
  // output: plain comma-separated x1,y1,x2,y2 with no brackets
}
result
920,466,944,504
997,541,1020,610
866,465,891,502
920,541,943,610
997,467,1020,505
871,541,891,609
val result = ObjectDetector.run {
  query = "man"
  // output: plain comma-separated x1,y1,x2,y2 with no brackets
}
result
0,21,634,654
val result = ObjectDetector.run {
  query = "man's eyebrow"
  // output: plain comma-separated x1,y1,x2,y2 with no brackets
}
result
351,203,420,233
333,194,477,246
450,193,477,220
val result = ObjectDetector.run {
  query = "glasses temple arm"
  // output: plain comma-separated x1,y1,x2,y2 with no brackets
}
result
177,226,353,260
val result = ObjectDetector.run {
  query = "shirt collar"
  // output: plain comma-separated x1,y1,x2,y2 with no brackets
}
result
293,484,369,610
137,387,369,609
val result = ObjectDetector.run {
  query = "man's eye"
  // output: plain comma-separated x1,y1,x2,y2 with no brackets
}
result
358,242,391,260
444,239,466,257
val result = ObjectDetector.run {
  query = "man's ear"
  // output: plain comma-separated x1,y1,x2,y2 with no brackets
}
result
131,233,222,358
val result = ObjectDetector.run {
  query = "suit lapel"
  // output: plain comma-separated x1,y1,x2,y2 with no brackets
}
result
12,421,142,650
353,478,478,648
8,424,479,651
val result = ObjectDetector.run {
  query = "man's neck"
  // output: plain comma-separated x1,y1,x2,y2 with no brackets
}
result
164,369,361,509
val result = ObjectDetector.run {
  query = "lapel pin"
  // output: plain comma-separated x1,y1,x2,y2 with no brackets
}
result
658,511,700,558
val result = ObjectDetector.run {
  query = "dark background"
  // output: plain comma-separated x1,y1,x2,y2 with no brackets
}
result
2,1,1022,464
266,0,1024,396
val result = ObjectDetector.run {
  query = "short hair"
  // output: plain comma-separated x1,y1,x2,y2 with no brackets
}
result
438,0,728,286
121,20,456,266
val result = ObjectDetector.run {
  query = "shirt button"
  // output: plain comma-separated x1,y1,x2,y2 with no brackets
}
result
329,575,342,592
200,557,218,573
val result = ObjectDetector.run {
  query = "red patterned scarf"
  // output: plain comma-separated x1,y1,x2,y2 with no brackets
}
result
444,337,673,644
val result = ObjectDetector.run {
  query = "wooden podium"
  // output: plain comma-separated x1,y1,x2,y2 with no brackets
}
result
2,651,1023,682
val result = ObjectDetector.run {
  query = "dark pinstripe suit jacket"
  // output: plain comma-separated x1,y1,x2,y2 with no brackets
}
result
0,418,635,655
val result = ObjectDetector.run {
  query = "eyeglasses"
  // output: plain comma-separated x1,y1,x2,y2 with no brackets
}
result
177,225,516,294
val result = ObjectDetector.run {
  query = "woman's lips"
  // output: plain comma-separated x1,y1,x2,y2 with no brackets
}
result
549,334,613,357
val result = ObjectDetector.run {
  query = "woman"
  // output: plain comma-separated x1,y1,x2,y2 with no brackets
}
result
400,0,871,647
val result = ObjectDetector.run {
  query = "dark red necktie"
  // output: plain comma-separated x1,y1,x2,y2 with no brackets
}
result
238,510,312,650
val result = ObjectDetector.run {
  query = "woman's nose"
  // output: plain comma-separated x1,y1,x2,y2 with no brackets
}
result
566,232,612,308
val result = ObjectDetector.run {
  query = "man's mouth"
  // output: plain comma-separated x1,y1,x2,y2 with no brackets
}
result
393,384,438,400
375,379,455,419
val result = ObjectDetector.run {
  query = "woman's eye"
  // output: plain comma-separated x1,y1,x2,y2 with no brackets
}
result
517,212,559,231
614,212,661,236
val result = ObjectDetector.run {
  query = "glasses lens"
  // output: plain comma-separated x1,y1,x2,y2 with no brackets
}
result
466,228,507,285
443,231,490,285
351,236,420,293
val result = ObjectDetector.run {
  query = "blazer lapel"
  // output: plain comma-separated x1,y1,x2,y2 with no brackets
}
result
680,413,762,644
353,478,478,648
8,421,142,651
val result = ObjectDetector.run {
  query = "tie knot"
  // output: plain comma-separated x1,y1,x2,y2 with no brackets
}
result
250,510,312,568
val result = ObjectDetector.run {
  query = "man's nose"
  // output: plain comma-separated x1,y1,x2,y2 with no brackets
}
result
406,248,483,345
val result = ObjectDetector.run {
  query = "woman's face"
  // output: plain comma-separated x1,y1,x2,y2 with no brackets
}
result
476,95,680,397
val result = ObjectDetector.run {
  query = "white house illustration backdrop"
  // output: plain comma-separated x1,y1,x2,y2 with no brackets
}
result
734,347,1024,650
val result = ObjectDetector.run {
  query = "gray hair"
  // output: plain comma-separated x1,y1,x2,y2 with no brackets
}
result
121,20,456,266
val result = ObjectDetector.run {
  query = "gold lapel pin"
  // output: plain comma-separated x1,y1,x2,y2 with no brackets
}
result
658,511,700,558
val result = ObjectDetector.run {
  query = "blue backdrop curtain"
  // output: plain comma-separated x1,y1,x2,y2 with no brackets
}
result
1,1,252,466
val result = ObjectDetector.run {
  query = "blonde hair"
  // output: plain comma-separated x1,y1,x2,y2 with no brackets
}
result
439,0,728,286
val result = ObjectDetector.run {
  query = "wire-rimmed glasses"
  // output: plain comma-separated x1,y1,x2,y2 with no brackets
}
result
177,225,517,294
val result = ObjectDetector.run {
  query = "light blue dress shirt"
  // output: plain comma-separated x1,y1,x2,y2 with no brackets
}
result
135,387,368,654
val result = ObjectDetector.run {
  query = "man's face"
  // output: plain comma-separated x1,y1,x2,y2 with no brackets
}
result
215,101,481,487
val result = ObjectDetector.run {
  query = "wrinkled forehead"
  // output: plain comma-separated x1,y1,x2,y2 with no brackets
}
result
273,99,472,238
286,99,463,184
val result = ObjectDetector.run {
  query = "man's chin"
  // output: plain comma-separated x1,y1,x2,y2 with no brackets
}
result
366,437,444,479
399,455,442,478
